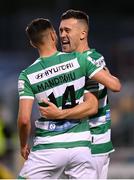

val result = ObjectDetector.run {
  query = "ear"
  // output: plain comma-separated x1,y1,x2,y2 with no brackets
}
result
80,31,87,40
50,31,55,41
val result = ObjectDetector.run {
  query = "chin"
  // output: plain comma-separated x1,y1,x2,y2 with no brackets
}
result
62,48,70,53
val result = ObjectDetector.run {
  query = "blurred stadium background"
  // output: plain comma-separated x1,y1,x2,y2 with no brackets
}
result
0,0,134,178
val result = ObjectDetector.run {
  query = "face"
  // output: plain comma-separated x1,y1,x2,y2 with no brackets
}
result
59,18,84,52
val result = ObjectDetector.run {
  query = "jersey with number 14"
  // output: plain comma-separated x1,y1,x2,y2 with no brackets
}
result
18,51,102,151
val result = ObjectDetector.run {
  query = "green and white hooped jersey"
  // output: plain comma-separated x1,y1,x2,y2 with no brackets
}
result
18,51,102,151
84,49,114,155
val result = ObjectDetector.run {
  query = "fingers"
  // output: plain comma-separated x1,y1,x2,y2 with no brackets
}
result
41,98,51,106
39,106,47,111
39,106,47,118
21,151,28,160
41,98,57,107
21,145,30,160
23,152,28,160
25,149,30,160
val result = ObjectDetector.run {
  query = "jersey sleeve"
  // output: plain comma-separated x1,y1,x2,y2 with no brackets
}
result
18,70,35,99
87,50,106,68
95,56,106,68
84,54,103,78
83,51,105,93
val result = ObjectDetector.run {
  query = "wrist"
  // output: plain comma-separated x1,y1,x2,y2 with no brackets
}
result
53,109,65,119
60,109,70,119
55,109,69,119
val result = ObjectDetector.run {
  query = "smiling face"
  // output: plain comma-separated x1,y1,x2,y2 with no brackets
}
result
59,18,86,53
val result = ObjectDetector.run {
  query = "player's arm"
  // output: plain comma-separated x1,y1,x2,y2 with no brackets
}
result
83,53,121,92
39,92,98,119
17,71,35,160
17,98,34,160
91,68,121,92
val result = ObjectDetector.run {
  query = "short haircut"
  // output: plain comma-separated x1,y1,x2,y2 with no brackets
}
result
61,9,89,27
25,18,54,45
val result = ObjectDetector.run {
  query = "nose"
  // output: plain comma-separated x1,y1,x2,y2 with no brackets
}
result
59,30,67,38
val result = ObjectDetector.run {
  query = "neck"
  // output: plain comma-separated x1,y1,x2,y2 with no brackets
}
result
77,41,90,53
39,45,57,57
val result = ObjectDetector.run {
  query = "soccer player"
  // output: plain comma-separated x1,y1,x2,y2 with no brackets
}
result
39,10,120,179
17,18,121,179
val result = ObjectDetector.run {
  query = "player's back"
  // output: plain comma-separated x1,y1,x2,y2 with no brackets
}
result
18,50,101,150
20,51,87,109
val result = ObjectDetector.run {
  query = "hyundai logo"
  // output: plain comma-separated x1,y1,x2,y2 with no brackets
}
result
35,73,44,79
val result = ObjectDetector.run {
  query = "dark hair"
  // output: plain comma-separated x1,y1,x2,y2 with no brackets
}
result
61,9,89,26
25,18,53,45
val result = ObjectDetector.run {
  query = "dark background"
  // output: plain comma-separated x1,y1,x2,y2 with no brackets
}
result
0,0,134,178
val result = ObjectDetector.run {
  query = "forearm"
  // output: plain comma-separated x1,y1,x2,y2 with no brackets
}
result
103,67,121,92
39,93,98,120
61,101,98,119
55,93,98,119
17,99,33,147
110,76,121,92
18,121,31,148
92,69,121,92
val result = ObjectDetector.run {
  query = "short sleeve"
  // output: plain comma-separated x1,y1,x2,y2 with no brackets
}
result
18,70,35,99
83,54,103,78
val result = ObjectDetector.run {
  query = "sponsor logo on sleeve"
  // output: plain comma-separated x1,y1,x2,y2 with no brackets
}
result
87,56,96,64
95,57,106,68
18,80,25,91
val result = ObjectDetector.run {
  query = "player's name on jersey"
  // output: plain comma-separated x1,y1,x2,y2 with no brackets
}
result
37,72,76,91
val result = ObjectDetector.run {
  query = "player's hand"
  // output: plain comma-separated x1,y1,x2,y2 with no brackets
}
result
21,144,30,160
39,99,63,119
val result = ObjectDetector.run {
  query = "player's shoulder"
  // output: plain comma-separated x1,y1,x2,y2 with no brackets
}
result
19,57,41,77
83,49,106,67
84,49,104,60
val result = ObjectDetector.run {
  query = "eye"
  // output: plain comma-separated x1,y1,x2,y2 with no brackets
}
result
65,28,70,33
